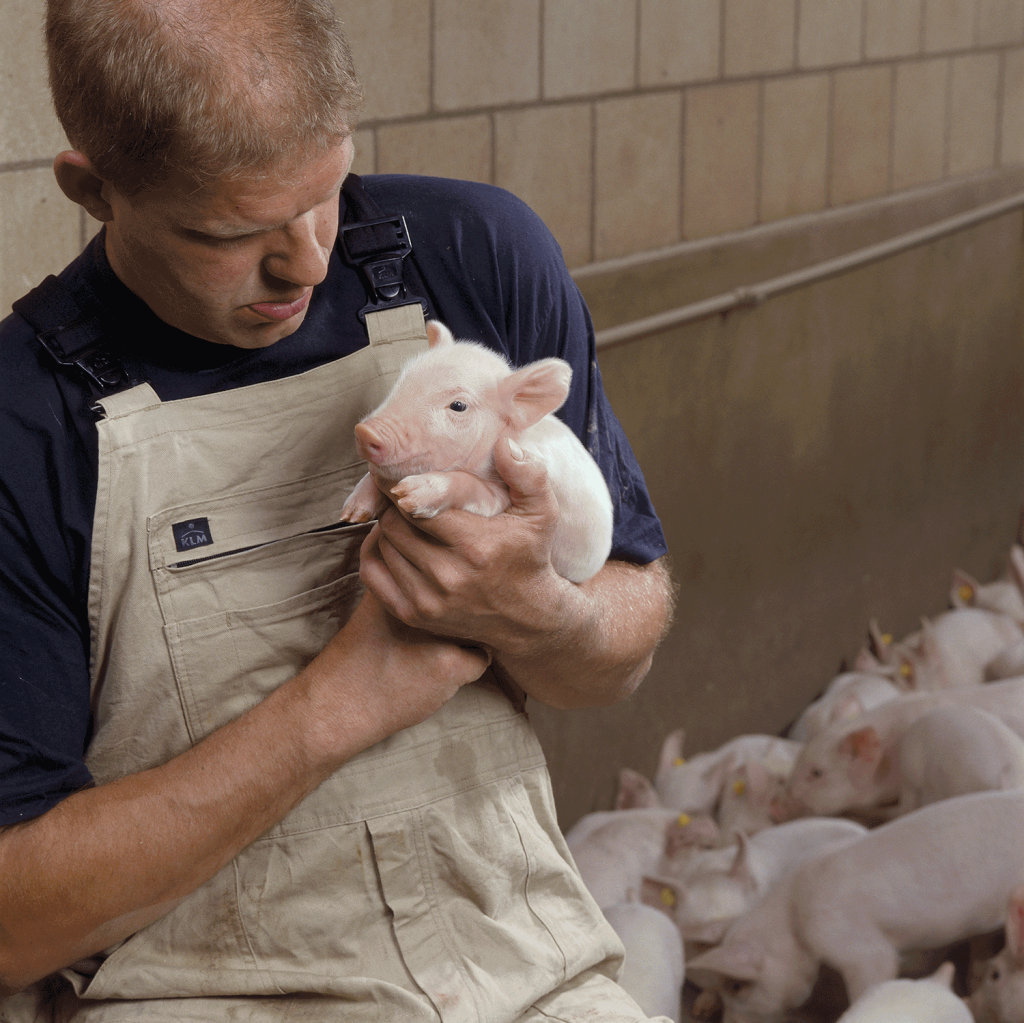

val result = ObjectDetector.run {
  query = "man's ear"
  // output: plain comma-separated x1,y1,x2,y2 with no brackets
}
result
52,151,115,222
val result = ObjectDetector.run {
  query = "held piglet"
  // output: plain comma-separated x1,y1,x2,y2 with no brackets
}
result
341,319,613,583
688,790,1024,1023
969,887,1024,1023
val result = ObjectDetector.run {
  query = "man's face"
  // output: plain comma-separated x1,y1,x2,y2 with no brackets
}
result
101,138,353,348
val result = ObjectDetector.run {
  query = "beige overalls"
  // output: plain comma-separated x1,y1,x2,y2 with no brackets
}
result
12,305,664,1022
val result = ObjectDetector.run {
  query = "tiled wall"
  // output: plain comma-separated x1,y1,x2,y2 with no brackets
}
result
344,0,1024,267
1,4,83,319
3,0,1024,314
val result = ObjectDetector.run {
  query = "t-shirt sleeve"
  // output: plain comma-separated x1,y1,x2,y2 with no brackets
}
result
374,175,668,566
0,315,95,826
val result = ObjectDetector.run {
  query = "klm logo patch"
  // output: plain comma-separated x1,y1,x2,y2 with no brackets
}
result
172,517,213,553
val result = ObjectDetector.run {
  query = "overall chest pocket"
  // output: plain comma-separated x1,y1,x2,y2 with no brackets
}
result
148,465,371,744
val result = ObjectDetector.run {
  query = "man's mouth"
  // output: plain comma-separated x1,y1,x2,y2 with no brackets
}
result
248,290,312,322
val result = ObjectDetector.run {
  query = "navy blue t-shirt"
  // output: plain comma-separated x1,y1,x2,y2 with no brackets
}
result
0,174,667,826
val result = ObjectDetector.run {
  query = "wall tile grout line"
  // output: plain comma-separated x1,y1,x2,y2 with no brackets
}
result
0,158,54,174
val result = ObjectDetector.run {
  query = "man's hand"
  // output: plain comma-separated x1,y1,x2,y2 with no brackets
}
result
359,438,674,708
359,437,564,656
301,590,491,755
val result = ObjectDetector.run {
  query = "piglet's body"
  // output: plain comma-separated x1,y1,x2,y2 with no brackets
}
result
601,902,685,1022
837,963,972,1023
564,807,681,908
644,817,866,946
341,320,613,583
688,790,1024,1023
779,677,1024,820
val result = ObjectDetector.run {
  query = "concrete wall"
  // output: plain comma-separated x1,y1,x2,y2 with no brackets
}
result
4,1,1024,830
532,166,1024,826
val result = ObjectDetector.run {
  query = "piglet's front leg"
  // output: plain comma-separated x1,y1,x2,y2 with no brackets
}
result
391,471,511,519
340,471,390,523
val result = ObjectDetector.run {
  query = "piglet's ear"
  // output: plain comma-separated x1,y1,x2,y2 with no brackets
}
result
499,358,571,431
658,728,686,777
928,961,956,990
951,569,977,607
838,725,881,766
688,941,764,984
426,320,455,349
615,768,659,809
640,875,683,919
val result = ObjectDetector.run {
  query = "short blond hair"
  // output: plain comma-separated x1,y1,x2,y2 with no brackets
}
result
46,0,363,193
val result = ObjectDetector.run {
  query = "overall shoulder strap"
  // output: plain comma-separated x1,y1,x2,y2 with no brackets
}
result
12,274,140,402
339,174,432,345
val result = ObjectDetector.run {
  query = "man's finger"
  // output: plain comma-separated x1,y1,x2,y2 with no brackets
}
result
492,437,557,518
359,523,418,621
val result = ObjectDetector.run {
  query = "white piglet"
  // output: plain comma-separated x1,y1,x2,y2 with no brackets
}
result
968,887,1024,1023
601,901,685,1023
564,808,682,908
688,790,1024,1023
341,319,613,583
643,817,867,946
836,962,972,1023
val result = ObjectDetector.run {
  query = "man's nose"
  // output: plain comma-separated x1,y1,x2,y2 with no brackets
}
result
264,210,331,287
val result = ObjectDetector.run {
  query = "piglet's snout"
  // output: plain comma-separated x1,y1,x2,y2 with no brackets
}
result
354,421,389,465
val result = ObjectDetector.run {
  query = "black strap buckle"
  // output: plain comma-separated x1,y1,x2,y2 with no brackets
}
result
36,320,136,396
13,274,138,404
338,215,428,324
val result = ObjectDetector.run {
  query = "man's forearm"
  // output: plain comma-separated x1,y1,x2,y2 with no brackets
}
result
0,672,325,994
0,594,487,994
495,557,674,710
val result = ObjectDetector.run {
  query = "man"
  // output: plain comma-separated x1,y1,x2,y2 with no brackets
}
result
0,1,673,1020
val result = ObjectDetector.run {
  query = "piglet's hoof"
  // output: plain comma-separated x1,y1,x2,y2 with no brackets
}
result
391,474,448,518
691,987,722,1020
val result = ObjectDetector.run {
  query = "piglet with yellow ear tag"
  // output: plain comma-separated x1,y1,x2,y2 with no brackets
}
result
340,319,613,583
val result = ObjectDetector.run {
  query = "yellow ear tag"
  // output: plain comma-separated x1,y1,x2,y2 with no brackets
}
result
900,661,912,679
660,887,676,908
882,633,893,645
732,778,746,797
673,757,686,767
958,584,974,602
677,813,691,826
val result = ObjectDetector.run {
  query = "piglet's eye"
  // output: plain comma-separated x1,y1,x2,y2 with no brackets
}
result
449,401,468,412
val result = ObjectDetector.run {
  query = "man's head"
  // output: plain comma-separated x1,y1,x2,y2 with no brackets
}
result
46,0,361,195
46,0,362,348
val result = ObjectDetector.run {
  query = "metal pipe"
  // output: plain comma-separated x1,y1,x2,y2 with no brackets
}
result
593,190,1024,350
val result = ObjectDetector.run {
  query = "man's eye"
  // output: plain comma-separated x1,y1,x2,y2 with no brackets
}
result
190,230,255,246
449,401,468,412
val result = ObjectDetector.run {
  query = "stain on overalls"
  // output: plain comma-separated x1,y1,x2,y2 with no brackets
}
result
13,304,655,1022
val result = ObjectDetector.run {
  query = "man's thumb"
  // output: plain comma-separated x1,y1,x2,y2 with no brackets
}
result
493,437,556,515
